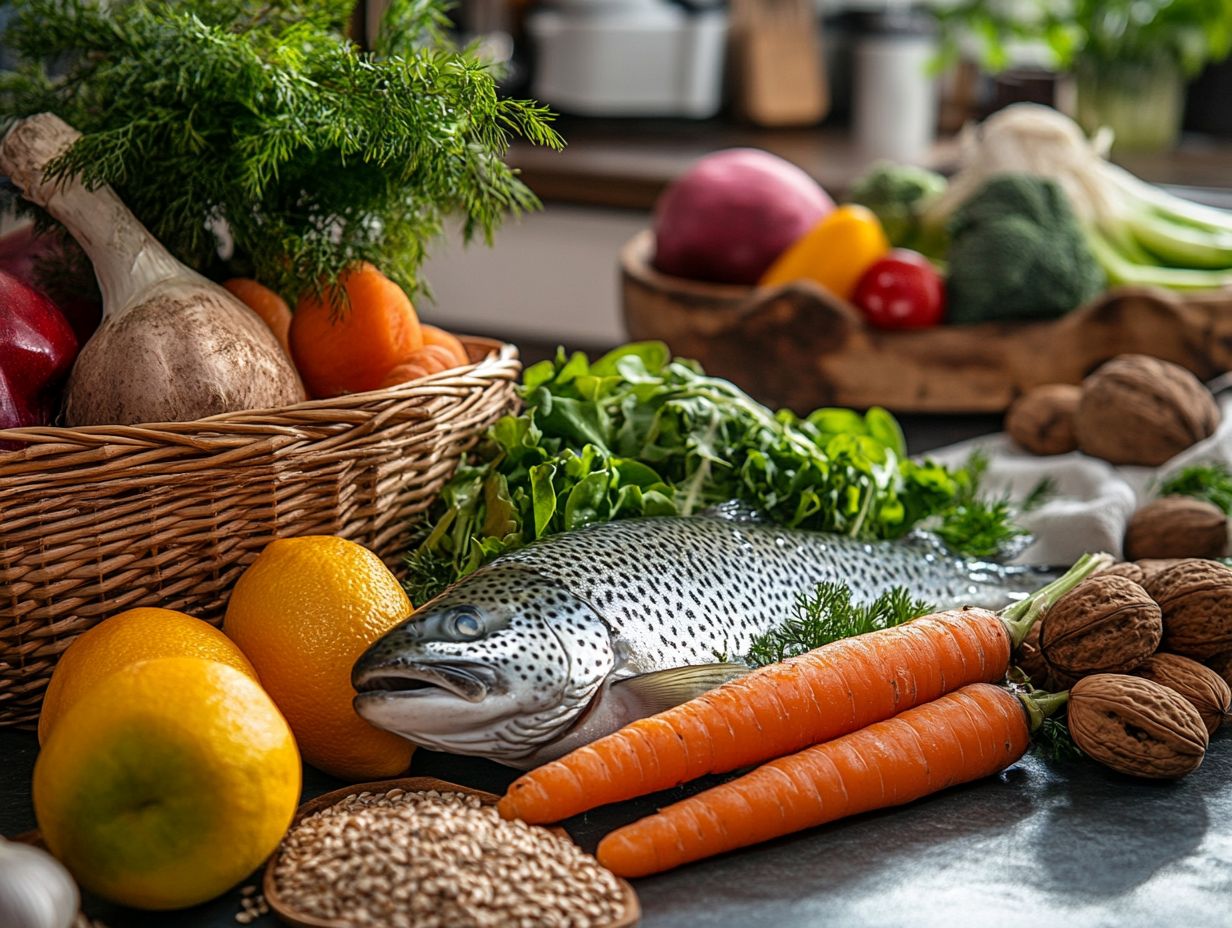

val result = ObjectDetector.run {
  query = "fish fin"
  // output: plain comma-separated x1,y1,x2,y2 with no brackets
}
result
611,663,751,714
698,500,768,523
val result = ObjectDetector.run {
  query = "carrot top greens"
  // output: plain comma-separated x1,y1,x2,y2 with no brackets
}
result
0,0,563,301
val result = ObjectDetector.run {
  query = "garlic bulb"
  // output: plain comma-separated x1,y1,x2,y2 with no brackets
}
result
0,113,306,426
0,839,79,928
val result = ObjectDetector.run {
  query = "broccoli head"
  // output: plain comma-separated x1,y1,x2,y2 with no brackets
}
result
946,174,1106,324
848,161,948,258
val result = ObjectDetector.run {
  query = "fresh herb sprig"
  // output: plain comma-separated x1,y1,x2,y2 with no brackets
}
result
745,583,934,668
405,344,1017,601
931,452,1054,559
0,0,563,300
1034,713,1082,762
1158,463,1232,514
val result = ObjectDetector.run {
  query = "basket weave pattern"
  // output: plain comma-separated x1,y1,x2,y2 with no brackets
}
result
0,337,519,728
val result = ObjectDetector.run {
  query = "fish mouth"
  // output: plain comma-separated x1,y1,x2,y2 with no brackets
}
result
353,661,494,703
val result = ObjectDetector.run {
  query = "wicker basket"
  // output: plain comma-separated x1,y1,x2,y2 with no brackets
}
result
0,336,520,728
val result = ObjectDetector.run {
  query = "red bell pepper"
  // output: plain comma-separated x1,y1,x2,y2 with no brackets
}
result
0,269,78,447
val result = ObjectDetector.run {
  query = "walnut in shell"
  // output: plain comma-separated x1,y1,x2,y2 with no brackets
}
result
1069,674,1208,779
1143,559,1232,660
1124,497,1227,561
1206,651,1232,689
1100,562,1147,585
1135,558,1185,583
1005,384,1081,456
1131,653,1231,736
1075,355,1220,467
1040,575,1162,677
1015,621,1077,690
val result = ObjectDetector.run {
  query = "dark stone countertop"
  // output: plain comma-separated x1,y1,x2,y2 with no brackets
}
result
3,729,1231,928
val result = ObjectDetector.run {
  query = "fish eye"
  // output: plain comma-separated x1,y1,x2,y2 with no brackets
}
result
451,608,483,639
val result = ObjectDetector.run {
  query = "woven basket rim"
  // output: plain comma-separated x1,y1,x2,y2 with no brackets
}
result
0,335,517,447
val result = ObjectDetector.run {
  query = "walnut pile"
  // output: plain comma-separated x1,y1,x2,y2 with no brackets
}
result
1074,355,1219,466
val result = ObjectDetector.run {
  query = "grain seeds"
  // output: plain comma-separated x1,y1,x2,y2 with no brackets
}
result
271,788,626,928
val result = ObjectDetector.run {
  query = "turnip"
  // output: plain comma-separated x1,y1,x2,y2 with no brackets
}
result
652,148,833,285
0,113,305,426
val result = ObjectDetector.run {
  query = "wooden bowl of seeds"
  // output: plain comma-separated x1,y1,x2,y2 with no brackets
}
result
264,776,640,928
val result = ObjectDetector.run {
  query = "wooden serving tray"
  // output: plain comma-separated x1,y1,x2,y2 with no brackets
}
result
620,229,1232,413
265,776,640,928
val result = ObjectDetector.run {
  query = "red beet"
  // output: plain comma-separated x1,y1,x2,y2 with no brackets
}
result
0,269,78,446
652,148,833,285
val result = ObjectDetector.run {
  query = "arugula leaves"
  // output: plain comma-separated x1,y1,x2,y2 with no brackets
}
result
406,343,1018,601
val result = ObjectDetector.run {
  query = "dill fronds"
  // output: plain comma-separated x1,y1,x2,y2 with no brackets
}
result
0,0,564,301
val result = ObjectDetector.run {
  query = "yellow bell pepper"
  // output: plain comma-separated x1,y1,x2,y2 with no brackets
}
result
758,204,891,299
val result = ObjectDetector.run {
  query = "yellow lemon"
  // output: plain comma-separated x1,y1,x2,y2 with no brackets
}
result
224,535,415,781
38,607,257,744
34,657,300,910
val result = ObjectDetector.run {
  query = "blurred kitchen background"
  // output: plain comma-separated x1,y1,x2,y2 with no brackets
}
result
354,0,1232,350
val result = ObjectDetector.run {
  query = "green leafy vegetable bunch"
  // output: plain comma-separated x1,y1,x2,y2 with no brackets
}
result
406,342,1010,602
935,0,1232,75
0,0,563,300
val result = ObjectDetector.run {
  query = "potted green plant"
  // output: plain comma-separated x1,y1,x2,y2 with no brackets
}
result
934,0,1232,151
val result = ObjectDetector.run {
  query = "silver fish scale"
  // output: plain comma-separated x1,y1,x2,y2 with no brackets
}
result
498,516,1025,672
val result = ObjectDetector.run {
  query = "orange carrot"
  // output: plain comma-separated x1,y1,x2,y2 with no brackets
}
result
290,262,422,398
498,554,1108,825
597,682,1045,878
222,278,292,356
420,324,470,367
379,344,459,387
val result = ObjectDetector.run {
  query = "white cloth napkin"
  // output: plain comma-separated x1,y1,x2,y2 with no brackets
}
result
924,396,1232,565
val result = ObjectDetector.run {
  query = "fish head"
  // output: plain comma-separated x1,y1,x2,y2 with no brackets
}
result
352,566,615,764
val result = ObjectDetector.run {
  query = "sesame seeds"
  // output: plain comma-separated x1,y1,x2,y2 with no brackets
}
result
270,788,626,928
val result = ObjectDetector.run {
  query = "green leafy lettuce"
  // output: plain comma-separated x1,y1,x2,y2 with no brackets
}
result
405,343,1010,602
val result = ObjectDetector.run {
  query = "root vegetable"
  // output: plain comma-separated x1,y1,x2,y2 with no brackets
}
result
0,114,305,425
499,554,1109,824
595,683,1050,878
653,149,834,285
290,262,423,398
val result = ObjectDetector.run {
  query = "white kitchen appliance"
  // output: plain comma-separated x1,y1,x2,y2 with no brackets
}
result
528,0,728,118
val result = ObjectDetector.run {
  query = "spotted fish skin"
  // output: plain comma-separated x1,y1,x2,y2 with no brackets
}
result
353,515,1046,767
499,516,1029,668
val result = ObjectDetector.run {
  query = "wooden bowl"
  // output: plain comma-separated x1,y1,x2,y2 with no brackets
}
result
621,229,1232,413
264,776,640,928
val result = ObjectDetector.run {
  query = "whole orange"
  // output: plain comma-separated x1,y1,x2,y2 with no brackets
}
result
38,607,257,744
35,657,300,910
223,535,415,780
223,278,293,356
289,263,422,398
